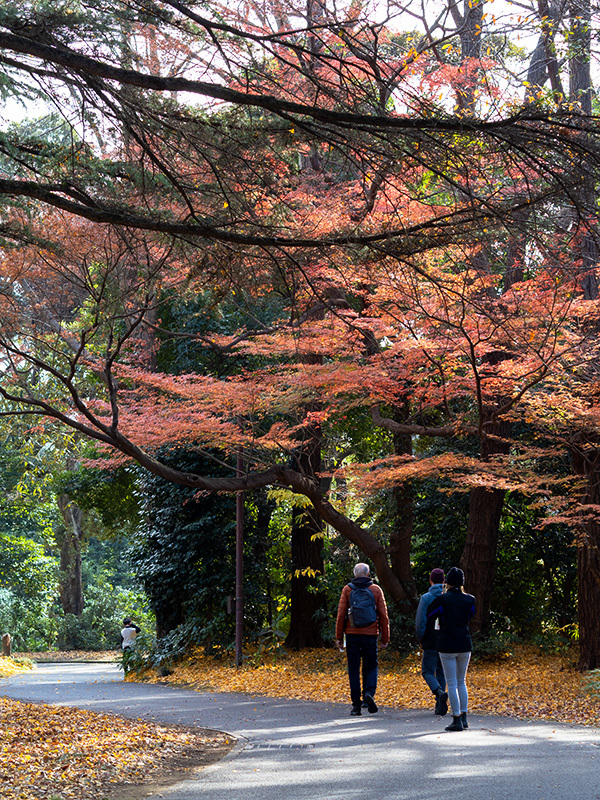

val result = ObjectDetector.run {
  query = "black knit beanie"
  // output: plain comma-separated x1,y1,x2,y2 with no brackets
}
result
445,567,465,587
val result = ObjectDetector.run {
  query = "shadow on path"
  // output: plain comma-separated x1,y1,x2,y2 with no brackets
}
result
2,662,599,800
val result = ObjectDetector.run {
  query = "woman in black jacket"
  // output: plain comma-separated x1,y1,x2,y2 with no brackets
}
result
427,567,475,732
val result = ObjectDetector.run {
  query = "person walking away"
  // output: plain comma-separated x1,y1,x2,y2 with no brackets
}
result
428,567,475,731
121,617,141,675
336,562,390,716
415,568,448,716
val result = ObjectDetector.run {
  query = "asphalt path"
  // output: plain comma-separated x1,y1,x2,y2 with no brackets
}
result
2,662,600,800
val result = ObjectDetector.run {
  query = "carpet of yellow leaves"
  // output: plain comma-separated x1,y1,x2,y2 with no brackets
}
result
144,644,600,727
0,698,232,800
0,656,32,678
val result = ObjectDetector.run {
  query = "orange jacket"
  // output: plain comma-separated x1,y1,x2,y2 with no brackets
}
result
335,582,390,644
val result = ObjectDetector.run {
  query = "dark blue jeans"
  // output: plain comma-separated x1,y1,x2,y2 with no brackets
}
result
345,634,378,708
421,648,446,694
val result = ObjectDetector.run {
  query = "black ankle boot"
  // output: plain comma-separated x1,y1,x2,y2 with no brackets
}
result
445,715,464,731
434,689,448,716
461,712,468,729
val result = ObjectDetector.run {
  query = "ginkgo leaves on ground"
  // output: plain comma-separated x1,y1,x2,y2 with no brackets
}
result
0,696,232,800
140,645,600,727
0,656,32,678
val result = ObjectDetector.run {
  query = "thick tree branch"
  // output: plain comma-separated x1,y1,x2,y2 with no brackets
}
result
371,406,478,438
0,177,504,249
0,30,558,133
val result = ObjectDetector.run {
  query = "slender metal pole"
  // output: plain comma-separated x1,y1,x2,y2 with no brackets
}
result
235,448,244,667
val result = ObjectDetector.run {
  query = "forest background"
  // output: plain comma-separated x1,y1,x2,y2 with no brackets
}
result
1,0,600,673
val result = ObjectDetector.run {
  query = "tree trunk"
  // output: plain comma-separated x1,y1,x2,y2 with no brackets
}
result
460,414,511,633
389,424,417,614
284,420,327,649
460,485,505,633
57,494,84,617
452,0,484,115
283,275,329,647
577,521,600,670
285,502,327,648
571,444,600,670
568,0,599,301
567,2,600,671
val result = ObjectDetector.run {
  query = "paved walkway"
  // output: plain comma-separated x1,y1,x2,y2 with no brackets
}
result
2,662,600,799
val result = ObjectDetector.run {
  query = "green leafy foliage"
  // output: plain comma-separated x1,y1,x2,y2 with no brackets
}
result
411,480,469,588
130,447,277,654
55,466,142,537
55,580,154,651
156,287,288,378
0,587,57,651
0,438,60,649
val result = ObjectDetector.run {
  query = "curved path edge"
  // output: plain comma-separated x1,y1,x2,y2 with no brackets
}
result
2,661,600,800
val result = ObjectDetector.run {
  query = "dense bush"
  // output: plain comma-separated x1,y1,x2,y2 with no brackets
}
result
55,581,154,651
130,447,277,653
0,588,57,651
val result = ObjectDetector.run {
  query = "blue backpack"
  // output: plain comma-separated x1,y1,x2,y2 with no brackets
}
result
348,582,377,627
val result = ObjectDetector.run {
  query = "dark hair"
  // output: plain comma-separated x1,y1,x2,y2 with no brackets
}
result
123,617,132,625
445,567,465,587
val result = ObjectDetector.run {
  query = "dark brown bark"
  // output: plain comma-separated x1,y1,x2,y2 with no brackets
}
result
285,502,327,648
567,0,600,671
460,485,505,633
389,422,418,614
284,421,327,649
568,0,599,301
571,444,600,670
576,525,600,670
450,0,484,114
460,412,511,634
537,0,566,104
284,276,329,649
56,494,84,617
2,632,11,657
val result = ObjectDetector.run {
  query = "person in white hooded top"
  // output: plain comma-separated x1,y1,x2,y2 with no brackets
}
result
120,617,140,650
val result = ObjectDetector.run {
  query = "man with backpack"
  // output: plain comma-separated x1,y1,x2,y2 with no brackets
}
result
335,563,390,716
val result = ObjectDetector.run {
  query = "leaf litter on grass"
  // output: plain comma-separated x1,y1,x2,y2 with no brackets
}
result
141,644,600,727
0,656,34,678
0,697,232,800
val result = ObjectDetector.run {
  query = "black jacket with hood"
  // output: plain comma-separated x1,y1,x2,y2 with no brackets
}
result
427,587,475,653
